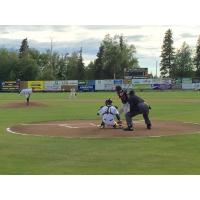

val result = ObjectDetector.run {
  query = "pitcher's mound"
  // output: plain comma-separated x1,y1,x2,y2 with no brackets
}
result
7,120,200,138
2,101,46,108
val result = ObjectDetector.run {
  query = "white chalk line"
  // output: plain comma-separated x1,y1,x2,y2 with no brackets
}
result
183,122,200,126
6,126,200,139
20,123,99,129
6,121,200,139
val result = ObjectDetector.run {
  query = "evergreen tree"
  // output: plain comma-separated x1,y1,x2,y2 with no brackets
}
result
85,61,95,79
173,42,194,78
76,48,85,80
66,52,79,80
94,44,104,79
160,29,175,77
19,38,29,58
194,35,200,77
56,53,68,80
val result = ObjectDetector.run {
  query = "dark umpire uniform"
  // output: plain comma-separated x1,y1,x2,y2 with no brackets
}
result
124,90,152,131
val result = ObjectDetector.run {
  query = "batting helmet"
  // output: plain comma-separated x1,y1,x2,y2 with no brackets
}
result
105,98,113,105
128,90,135,96
115,85,122,92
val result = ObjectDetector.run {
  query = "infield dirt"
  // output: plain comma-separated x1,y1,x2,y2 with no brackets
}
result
8,120,200,138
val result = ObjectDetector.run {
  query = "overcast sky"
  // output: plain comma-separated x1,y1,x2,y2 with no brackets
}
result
1,25,200,76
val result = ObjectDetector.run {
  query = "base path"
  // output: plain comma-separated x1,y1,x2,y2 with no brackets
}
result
7,120,200,138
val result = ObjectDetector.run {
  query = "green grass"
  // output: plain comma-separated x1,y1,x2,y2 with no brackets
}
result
0,91,200,174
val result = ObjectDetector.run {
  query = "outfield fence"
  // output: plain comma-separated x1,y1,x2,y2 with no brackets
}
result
0,78,200,92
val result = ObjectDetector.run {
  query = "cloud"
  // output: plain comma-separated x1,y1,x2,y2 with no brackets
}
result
180,33,197,38
126,35,147,42
82,25,143,30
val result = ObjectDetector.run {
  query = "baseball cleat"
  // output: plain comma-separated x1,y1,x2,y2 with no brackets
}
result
99,122,105,129
99,125,105,129
147,124,152,129
123,126,134,131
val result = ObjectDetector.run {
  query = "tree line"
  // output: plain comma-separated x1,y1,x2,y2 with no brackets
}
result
1,29,200,82
0,35,138,81
160,29,200,79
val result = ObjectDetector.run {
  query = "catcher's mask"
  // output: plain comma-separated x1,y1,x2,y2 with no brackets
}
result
105,98,113,105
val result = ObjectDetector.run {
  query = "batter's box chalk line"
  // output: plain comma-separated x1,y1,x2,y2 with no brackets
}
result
20,122,99,129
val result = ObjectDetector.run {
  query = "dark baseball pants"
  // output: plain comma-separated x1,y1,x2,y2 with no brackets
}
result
125,102,151,127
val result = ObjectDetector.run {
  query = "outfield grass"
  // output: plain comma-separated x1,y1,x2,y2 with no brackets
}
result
0,91,200,174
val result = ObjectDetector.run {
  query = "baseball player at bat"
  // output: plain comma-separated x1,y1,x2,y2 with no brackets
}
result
19,88,32,106
97,98,122,129
115,86,151,131
115,85,130,114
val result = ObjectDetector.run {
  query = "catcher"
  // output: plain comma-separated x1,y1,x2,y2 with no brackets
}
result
115,86,151,131
97,98,122,129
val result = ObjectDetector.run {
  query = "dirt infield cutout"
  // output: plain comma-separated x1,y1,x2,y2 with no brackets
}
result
7,120,200,138
2,101,47,108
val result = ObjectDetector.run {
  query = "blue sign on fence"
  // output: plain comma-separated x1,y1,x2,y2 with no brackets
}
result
78,85,95,92
152,83,172,90
114,79,123,85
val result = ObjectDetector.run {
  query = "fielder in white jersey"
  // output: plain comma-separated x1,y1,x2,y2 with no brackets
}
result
19,88,32,106
69,87,77,99
97,98,122,128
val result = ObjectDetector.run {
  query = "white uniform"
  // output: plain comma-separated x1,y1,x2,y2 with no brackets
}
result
98,105,119,126
20,88,32,98
69,88,76,99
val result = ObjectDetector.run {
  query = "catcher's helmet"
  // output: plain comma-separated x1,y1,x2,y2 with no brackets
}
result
105,98,113,105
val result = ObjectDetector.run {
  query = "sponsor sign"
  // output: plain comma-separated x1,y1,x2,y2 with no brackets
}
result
78,85,95,92
114,79,123,85
28,81,44,91
1,81,20,91
152,83,172,90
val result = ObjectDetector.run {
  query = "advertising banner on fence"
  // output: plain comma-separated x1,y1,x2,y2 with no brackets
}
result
95,80,104,90
114,79,123,85
152,83,172,90
132,78,153,84
78,85,95,92
44,80,78,91
44,80,63,91
192,78,200,83
1,81,20,92
182,78,192,84
28,81,44,91
95,80,114,91
78,80,95,91
182,84,193,90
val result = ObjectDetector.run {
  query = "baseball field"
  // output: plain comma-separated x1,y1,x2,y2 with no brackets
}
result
0,91,200,174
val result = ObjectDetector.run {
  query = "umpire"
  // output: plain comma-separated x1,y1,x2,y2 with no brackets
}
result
124,90,152,131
